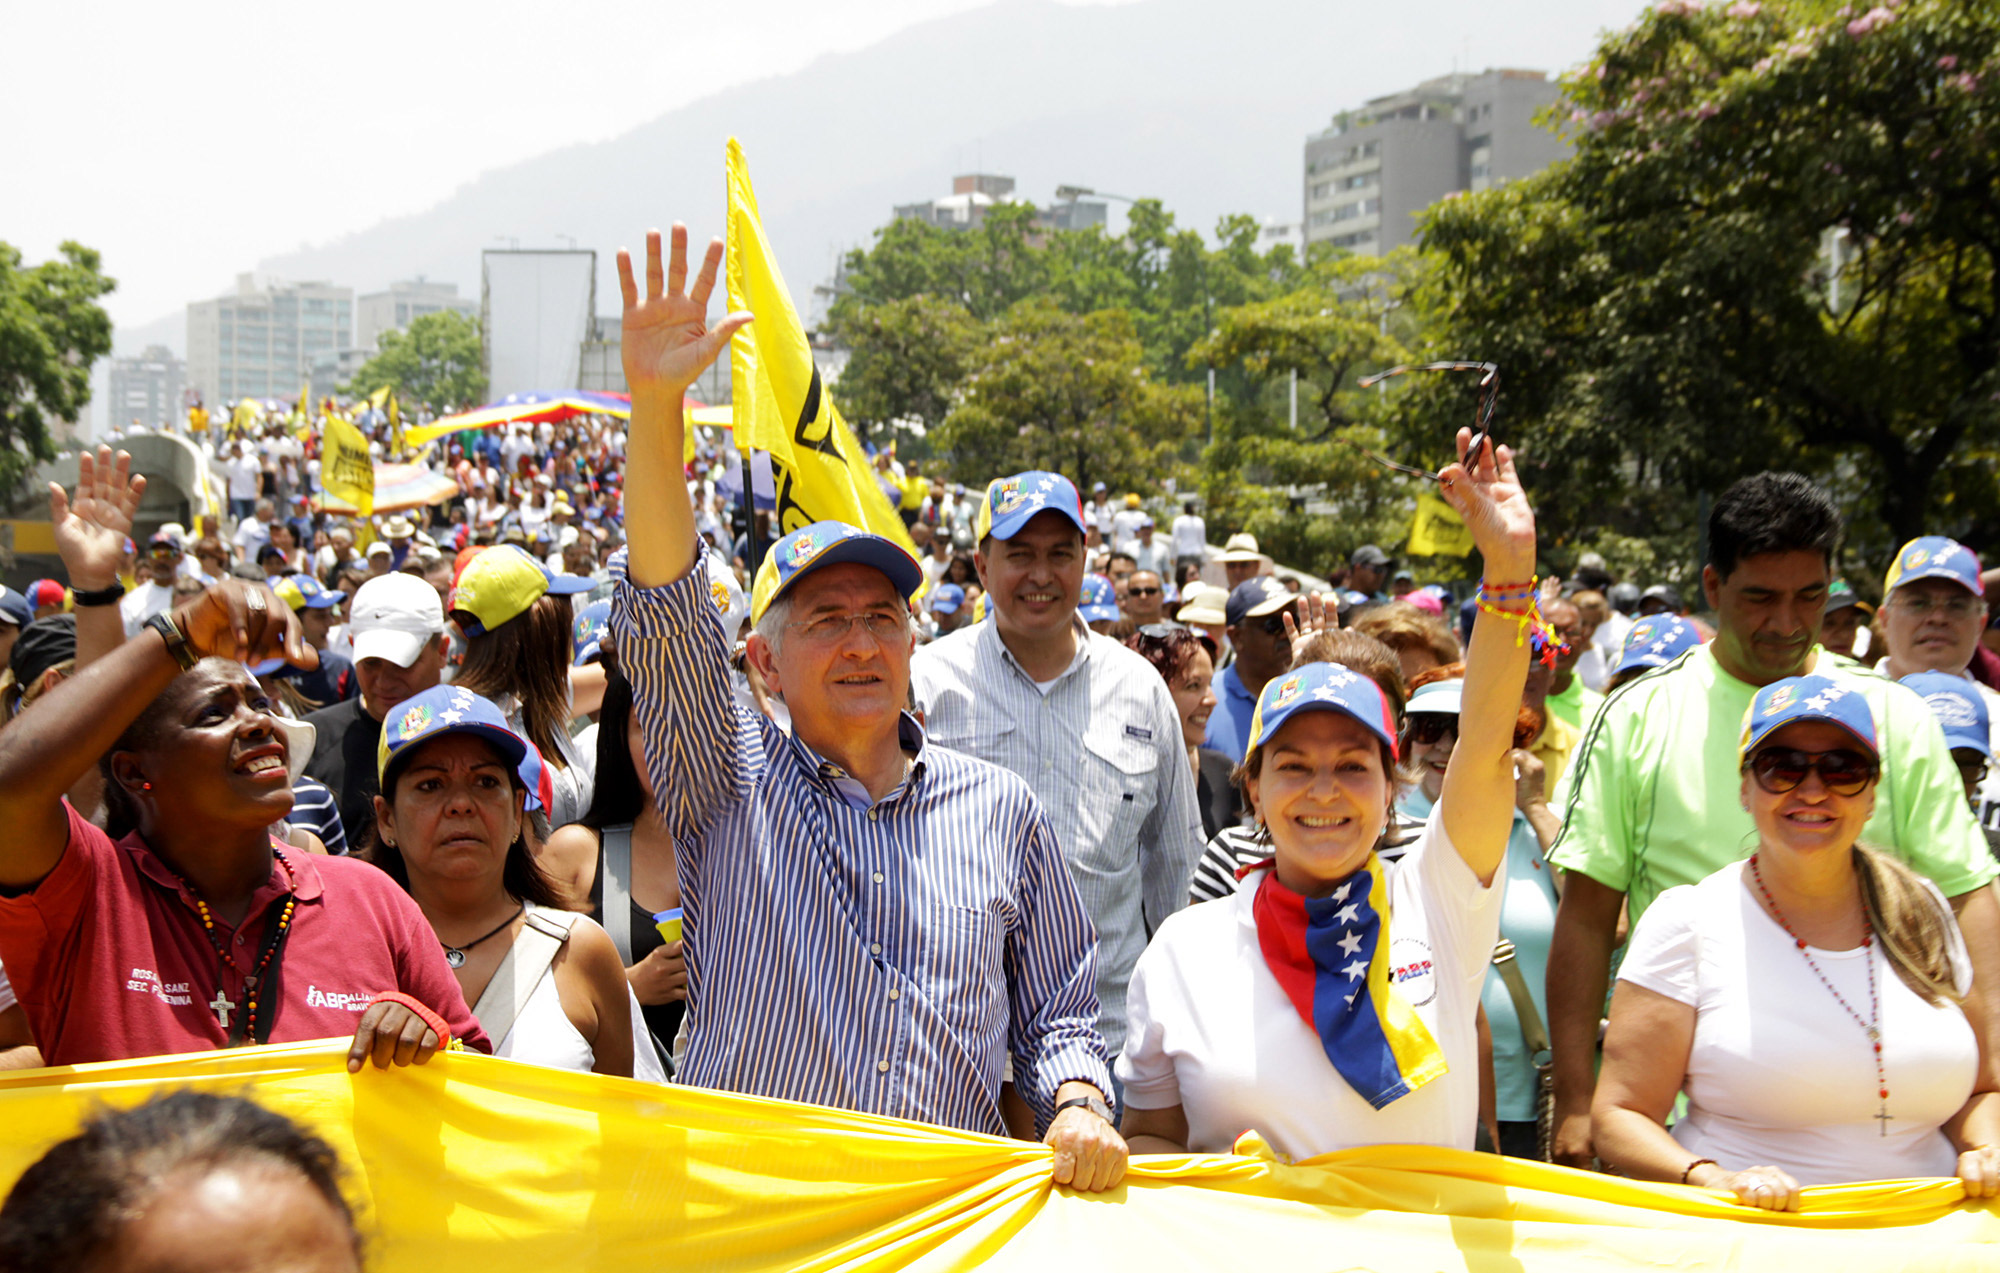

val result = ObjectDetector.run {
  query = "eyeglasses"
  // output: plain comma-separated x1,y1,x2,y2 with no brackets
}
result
1257,613,1292,636
1746,747,1880,796
1406,713,1459,746
785,611,907,645
1956,752,1990,788
1892,593,1982,619
1349,361,1501,482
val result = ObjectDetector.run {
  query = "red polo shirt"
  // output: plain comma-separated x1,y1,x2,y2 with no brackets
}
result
0,803,488,1066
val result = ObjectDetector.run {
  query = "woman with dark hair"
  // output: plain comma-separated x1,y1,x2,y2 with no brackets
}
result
1126,625,1232,837
366,684,646,1078
448,545,598,829
945,552,977,588
0,1091,362,1273
544,666,687,1059
0,578,485,1069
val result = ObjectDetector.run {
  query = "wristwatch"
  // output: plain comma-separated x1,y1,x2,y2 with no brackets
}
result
71,581,125,607
145,612,199,671
1053,1093,1116,1126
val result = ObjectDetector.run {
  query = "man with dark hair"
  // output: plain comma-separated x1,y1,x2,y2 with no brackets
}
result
1544,471,2000,1169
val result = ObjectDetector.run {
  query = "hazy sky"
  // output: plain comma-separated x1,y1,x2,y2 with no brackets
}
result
4,0,1640,331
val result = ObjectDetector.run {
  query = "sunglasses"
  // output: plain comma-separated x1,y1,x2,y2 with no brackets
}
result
1349,360,1500,481
1747,747,1879,797
1126,586,1161,597
1406,713,1459,746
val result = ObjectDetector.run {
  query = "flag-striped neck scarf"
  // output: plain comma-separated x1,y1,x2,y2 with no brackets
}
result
1252,861,1446,1109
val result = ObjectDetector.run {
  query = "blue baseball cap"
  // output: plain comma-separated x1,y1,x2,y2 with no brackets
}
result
272,574,345,612
1739,674,1879,765
1245,661,1401,761
750,520,922,625
1079,573,1119,624
975,472,1088,542
927,583,965,616
1226,576,1295,627
1885,536,1983,598
1900,671,1992,758
571,598,612,666
1613,614,1701,678
0,587,30,629
376,684,532,791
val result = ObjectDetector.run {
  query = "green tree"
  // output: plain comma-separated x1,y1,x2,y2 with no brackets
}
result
346,309,487,412
0,241,114,488
1422,0,2000,566
933,299,1201,494
828,295,979,445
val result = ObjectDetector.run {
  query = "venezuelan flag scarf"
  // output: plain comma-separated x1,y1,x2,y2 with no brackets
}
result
1252,862,1447,1109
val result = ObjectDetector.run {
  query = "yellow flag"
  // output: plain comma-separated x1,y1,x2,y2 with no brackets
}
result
1408,490,1475,557
725,139,918,559
295,382,311,426
321,414,376,517
388,392,403,456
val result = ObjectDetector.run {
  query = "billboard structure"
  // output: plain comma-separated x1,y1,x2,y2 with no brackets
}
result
481,250,596,397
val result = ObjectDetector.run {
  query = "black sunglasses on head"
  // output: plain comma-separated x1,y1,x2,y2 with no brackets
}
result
1747,747,1879,797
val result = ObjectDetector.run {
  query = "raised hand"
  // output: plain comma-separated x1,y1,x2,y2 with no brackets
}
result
50,446,145,591
1435,427,1537,583
174,579,317,670
1280,590,1338,664
616,225,753,401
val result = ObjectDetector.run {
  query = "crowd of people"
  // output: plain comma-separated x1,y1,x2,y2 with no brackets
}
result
5,222,2000,1265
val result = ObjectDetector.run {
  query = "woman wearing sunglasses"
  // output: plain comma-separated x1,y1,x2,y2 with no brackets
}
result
1594,674,2000,1208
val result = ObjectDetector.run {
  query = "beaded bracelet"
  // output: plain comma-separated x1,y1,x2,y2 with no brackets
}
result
1682,1157,1717,1184
1474,580,1568,669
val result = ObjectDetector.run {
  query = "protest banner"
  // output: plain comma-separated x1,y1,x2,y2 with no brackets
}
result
320,412,377,518
1409,489,1476,557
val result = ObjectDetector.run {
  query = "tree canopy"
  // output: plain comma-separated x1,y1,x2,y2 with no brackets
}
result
0,241,114,490
345,309,486,412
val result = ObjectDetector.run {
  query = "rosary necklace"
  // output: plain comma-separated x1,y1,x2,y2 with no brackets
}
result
441,903,523,969
1750,855,1892,1136
178,848,297,1046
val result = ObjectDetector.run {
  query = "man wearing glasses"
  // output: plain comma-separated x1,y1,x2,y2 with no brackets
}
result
1545,473,2000,1170
1201,576,1300,765
1121,570,1167,625
1877,537,2000,845
913,469,1202,1079
117,533,183,638
611,230,1125,1190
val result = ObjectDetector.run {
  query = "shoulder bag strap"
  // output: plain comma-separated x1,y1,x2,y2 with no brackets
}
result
1491,938,1551,1056
600,824,635,966
471,908,575,1049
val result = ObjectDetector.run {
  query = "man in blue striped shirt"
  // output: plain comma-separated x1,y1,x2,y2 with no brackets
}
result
605,226,1126,1191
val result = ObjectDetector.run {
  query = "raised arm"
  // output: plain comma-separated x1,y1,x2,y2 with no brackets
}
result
1433,432,1536,884
616,225,751,588
50,446,142,671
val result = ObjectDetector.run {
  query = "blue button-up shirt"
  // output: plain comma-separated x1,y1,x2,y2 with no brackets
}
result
1203,661,1258,764
611,557,1112,1135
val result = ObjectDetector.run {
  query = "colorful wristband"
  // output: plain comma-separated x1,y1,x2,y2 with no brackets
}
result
367,992,458,1051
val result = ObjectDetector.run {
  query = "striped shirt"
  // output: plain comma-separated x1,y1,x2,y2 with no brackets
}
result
611,557,1112,1136
284,775,348,855
912,617,1205,1055
1186,810,1423,904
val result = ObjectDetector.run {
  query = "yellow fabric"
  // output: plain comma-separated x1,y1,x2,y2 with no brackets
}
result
1409,489,1475,557
725,139,918,560
1,1044,1995,1271
321,414,377,518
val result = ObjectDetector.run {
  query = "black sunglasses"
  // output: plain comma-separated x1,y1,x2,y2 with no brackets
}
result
1406,713,1459,746
1747,747,1879,797
1349,361,1500,482
1127,586,1162,597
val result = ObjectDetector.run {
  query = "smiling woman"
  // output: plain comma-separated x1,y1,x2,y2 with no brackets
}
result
0,578,488,1070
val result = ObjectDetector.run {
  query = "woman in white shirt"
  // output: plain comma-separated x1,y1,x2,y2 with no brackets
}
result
1117,431,1537,1161
1595,674,2000,1208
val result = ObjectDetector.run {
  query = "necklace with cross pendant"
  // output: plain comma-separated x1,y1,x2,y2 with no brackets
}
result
209,989,235,1030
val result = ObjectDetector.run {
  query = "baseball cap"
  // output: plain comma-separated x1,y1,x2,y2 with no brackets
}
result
750,520,923,625
1123,493,1141,509
348,572,447,668
1884,536,1983,598
366,540,393,559
1391,568,1414,583
1738,674,1879,765
1824,578,1875,616
271,575,345,612
451,545,594,637
1078,574,1119,624
1226,576,1295,626
1612,614,1701,678
1216,533,1264,565
25,580,67,611
1899,671,1992,758
976,472,1088,542
145,532,180,554
571,599,612,667
1351,544,1391,568
1136,513,1154,530
376,684,530,790
1174,583,1228,627
0,588,29,629
927,583,966,616
1406,678,1464,717
9,615,75,687
1092,481,1107,494
1245,661,1401,760
1405,589,1445,617
1639,584,1683,613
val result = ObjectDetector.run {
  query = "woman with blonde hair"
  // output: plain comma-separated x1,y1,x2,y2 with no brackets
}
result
1594,675,2000,1207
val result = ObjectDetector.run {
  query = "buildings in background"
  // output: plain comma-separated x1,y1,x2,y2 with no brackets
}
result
185,276,353,408
106,345,184,431
1303,68,1569,256
894,173,1108,233
356,278,477,353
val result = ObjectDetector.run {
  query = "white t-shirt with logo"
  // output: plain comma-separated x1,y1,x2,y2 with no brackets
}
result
1117,810,1501,1160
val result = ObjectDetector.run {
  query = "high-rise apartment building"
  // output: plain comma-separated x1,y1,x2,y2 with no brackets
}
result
1303,69,1570,256
185,276,353,406
356,278,478,353
106,345,185,432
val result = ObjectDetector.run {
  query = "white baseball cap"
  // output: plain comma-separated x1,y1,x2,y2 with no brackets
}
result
348,572,446,668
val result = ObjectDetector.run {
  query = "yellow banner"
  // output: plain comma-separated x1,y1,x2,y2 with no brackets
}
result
1409,489,1476,557
321,414,376,518
0,1043,1992,1272
725,139,918,559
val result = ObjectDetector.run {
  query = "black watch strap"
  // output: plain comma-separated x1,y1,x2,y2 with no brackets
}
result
71,581,125,607
1053,1094,1115,1125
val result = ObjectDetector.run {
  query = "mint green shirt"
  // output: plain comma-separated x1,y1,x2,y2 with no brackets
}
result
1549,644,1997,923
